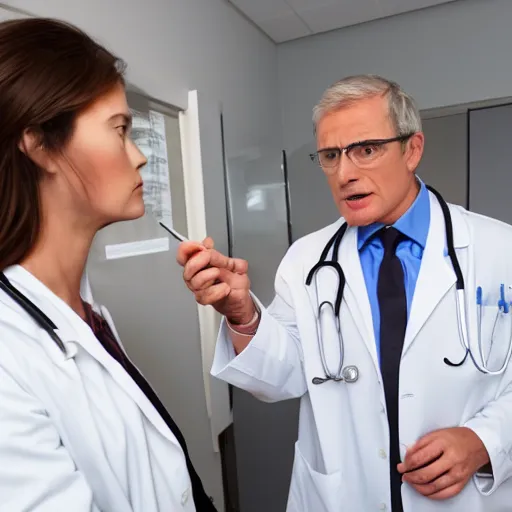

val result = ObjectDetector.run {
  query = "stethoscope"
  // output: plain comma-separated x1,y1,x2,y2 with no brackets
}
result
305,184,512,385
0,272,67,352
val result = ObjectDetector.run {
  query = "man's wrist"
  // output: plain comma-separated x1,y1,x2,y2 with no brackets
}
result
227,299,257,325
463,427,491,474
227,302,260,336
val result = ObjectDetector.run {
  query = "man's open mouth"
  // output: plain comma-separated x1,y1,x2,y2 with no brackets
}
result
346,193,370,201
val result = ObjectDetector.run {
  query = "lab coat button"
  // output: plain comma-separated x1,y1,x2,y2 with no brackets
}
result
379,503,387,510
181,488,190,505
379,449,387,459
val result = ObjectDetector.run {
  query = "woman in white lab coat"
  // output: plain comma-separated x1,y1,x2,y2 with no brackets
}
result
0,18,215,511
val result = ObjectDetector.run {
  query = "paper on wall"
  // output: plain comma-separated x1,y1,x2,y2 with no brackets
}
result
131,109,173,228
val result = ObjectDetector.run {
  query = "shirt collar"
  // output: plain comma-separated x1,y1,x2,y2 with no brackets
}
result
357,179,430,250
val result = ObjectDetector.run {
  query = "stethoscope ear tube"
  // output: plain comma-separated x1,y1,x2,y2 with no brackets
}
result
426,185,464,290
306,222,348,286
0,272,66,353
305,222,348,317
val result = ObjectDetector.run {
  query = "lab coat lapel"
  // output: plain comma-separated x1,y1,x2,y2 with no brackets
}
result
62,309,182,449
6,265,181,448
402,193,468,355
340,227,380,367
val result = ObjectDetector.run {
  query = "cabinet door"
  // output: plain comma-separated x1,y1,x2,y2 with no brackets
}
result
469,104,512,223
417,113,468,207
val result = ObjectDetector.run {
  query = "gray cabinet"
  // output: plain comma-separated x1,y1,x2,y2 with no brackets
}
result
417,113,468,207
468,103,512,223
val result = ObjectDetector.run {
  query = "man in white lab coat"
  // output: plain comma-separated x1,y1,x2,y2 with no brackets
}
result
177,75,512,511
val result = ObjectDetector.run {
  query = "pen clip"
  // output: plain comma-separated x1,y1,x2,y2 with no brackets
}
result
476,286,483,306
498,283,509,313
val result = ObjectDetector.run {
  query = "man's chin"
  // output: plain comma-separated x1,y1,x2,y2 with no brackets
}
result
340,210,376,227
338,195,377,227
346,220,373,227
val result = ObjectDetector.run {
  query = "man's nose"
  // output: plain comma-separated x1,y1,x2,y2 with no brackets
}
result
335,152,358,185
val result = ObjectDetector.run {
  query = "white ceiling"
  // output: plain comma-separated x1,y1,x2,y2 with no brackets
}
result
229,0,461,43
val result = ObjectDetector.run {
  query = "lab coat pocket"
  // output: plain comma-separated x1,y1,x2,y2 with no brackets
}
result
287,441,344,512
478,305,512,372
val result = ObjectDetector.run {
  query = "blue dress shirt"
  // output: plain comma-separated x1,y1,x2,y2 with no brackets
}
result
358,182,430,363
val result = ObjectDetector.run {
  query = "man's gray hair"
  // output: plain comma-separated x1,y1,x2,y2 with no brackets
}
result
313,75,422,135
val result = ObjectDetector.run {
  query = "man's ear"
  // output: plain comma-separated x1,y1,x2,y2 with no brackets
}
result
18,129,58,173
405,132,425,173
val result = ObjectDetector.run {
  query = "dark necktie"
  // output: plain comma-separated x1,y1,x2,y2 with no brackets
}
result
377,227,407,512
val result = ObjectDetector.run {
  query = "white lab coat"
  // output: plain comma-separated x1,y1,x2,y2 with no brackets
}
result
0,265,195,512
212,192,512,512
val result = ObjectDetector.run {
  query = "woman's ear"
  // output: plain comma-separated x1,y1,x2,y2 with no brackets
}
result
18,128,58,173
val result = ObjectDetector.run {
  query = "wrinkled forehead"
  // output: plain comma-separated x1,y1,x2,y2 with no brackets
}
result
316,95,395,147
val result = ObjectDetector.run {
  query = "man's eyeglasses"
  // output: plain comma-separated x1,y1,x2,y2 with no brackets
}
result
310,133,415,175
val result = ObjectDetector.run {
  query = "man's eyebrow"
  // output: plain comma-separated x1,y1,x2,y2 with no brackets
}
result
317,139,376,152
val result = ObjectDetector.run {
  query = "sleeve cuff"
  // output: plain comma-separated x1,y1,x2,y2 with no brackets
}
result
463,421,504,495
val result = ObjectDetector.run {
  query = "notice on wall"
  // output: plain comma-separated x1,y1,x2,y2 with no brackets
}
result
131,109,173,228
105,237,170,260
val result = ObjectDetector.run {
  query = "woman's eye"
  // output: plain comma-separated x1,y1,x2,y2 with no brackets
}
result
116,125,127,137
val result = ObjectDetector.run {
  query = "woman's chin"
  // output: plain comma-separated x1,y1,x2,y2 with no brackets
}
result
117,201,146,222
100,198,146,228
126,203,146,220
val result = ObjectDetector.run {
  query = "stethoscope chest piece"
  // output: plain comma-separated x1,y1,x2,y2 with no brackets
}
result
342,365,359,383
312,365,359,385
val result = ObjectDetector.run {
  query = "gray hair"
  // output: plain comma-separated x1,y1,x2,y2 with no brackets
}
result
312,75,422,135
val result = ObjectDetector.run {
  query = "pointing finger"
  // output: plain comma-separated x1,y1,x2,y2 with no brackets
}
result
182,247,248,282
176,241,205,266
202,237,215,250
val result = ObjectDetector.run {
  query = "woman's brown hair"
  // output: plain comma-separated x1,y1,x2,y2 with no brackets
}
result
0,18,126,270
